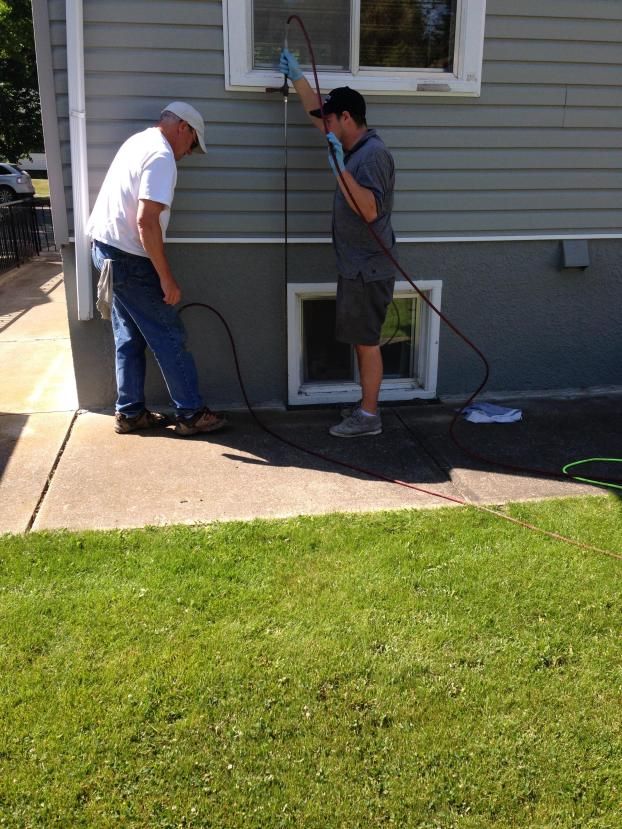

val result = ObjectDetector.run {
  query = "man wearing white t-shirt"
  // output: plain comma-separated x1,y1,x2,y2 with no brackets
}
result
88,102,226,436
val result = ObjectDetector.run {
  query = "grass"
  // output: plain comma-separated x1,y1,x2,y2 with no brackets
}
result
31,179,49,198
1,495,622,828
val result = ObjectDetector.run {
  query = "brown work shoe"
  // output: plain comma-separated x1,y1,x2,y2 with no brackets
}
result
114,409,170,434
175,407,227,436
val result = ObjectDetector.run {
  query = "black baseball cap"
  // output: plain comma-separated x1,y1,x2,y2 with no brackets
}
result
308,87,366,120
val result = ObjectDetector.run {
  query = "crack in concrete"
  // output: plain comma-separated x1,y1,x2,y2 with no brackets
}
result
26,410,79,532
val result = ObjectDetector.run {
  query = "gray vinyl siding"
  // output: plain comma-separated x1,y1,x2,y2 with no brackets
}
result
43,0,622,240
35,0,622,411
46,1,70,231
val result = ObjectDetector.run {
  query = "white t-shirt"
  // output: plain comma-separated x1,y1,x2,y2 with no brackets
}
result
86,127,177,257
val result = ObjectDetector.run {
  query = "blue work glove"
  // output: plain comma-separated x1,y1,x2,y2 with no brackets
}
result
326,132,345,176
279,48,303,81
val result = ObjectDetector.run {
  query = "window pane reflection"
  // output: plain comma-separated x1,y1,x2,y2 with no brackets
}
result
381,297,415,378
360,0,456,70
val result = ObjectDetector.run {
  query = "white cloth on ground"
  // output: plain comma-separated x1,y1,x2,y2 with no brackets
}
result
460,402,522,423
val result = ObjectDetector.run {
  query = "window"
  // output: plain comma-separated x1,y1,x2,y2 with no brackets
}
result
223,0,486,96
287,281,442,406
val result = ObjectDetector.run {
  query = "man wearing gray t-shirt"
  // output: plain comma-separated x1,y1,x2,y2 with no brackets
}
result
280,51,398,438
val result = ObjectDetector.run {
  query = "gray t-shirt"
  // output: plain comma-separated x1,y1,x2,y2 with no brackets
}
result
332,128,397,282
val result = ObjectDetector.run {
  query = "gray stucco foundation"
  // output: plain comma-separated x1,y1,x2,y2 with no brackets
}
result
61,238,622,410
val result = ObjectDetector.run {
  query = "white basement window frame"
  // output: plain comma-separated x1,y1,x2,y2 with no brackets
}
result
223,0,486,97
287,280,442,406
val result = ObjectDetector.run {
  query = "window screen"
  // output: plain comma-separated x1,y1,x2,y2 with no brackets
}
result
253,0,351,71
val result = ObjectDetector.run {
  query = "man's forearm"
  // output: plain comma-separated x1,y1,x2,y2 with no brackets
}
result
290,73,377,221
137,212,181,305
291,76,324,129
138,218,174,282
336,170,378,222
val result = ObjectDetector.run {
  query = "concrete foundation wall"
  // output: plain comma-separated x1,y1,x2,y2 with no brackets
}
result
61,238,622,410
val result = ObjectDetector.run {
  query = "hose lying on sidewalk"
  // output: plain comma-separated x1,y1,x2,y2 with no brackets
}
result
179,301,622,562
176,17,621,561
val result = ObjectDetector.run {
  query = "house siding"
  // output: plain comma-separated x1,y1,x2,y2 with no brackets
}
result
47,0,622,239
37,0,622,409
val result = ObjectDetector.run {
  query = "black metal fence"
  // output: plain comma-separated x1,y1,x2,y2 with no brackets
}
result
0,197,56,275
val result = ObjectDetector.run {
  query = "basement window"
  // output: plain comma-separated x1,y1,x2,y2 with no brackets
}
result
223,0,485,96
287,281,442,406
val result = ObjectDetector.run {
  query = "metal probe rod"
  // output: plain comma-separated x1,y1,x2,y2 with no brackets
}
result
264,24,291,399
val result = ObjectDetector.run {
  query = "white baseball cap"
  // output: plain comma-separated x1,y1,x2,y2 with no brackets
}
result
162,101,207,154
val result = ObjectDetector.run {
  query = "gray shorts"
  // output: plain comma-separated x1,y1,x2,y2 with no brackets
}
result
335,274,395,346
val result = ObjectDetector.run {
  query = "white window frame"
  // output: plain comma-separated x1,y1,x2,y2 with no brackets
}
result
223,0,486,97
287,280,442,406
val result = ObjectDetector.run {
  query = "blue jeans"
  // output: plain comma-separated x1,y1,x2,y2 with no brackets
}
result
92,241,203,418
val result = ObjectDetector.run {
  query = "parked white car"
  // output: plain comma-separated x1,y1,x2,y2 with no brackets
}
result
0,163,36,203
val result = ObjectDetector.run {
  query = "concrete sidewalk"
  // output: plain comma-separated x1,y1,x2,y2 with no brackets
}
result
1,255,620,535
29,397,621,532
0,253,77,534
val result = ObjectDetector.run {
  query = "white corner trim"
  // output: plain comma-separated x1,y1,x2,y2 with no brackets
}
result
66,0,92,320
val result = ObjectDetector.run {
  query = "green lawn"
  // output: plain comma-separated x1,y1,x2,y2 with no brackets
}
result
32,178,50,198
1,496,622,828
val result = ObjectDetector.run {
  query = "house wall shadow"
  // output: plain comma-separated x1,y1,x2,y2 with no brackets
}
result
128,397,622,501
0,413,30,481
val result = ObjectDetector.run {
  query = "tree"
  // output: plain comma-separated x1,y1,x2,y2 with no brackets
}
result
0,0,43,162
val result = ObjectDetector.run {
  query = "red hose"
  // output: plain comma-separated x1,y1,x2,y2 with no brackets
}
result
286,14,621,488
175,19,621,561
180,300,622,560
